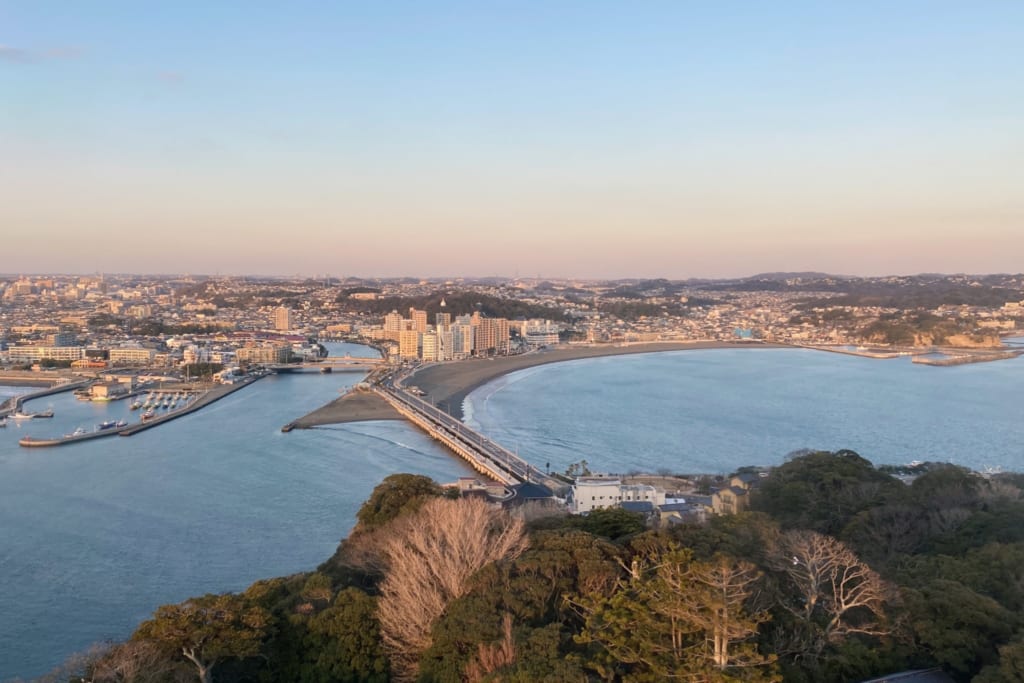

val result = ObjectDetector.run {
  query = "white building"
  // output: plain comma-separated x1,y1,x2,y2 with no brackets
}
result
109,347,157,365
571,476,666,514
421,332,438,362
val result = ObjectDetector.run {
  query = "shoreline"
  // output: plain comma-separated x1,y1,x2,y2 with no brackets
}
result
410,341,781,421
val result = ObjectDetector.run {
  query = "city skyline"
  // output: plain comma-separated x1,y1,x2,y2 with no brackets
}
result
3,1,1022,278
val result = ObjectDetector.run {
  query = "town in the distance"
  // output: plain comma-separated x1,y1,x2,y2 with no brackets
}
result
3,271,1023,373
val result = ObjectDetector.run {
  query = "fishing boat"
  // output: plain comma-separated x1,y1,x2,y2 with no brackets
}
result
10,409,54,420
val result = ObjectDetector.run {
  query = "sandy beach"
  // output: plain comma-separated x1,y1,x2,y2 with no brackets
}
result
411,341,777,421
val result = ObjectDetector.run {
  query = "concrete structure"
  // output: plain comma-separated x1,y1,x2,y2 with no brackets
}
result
109,347,157,365
399,329,421,359
571,476,666,514
421,332,438,362
274,306,293,331
409,308,428,333
236,342,290,364
8,345,86,363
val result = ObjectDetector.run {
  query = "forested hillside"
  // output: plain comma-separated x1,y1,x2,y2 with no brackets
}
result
45,454,1024,682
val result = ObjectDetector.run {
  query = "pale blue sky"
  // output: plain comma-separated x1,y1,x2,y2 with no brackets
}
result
2,2,1021,278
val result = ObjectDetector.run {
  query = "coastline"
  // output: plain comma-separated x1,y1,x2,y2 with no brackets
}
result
411,341,781,421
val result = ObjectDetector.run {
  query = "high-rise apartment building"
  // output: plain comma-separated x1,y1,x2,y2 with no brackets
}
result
435,311,451,331
274,306,293,331
451,323,474,359
399,329,420,359
421,332,438,362
384,310,405,342
409,308,428,333
437,329,454,361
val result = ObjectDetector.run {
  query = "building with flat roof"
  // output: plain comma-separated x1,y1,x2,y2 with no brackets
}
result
274,306,293,331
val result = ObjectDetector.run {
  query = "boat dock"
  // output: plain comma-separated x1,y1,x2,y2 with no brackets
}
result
18,376,265,447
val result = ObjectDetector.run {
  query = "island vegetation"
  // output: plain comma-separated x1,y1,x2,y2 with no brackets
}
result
39,453,1024,683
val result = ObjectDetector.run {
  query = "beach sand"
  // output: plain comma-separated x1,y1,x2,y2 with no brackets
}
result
291,388,405,427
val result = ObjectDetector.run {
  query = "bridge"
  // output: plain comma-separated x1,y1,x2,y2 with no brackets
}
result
269,356,385,372
372,379,560,491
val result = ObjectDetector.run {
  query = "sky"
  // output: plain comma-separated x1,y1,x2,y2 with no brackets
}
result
1,1,1021,279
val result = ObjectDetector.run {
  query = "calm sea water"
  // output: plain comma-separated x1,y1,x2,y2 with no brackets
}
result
464,347,1024,475
0,343,474,680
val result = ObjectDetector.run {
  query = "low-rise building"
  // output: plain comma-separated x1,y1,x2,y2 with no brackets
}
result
571,476,666,514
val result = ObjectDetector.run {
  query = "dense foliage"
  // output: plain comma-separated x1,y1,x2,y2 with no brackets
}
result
54,454,1024,682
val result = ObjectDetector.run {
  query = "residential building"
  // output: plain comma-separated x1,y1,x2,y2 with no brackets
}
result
409,308,428,333
399,329,421,359
109,347,157,365
274,306,293,331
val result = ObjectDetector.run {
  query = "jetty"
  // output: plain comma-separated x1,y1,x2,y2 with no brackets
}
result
912,349,1023,366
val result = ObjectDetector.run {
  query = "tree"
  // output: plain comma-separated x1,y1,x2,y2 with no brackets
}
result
133,593,271,683
769,530,891,658
752,451,902,536
89,640,186,682
571,506,646,539
904,580,1016,679
302,588,389,682
376,497,528,680
575,546,777,681
354,473,445,530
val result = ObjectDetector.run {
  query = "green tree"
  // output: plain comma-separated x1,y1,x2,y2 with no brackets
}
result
133,593,271,683
904,580,1017,680
575,547,777,681
355,473,445,530
301,588,389,682
752,450,902,536
571,506,646,540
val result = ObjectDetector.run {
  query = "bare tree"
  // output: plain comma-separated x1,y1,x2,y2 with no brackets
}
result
90,640,187,682
376,497,528,681
464,613,517,683
772,530,891,647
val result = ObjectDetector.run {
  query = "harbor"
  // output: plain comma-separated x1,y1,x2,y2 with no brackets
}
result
17,377,265,447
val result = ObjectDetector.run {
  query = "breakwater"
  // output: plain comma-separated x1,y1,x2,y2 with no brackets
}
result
912,350,1023,366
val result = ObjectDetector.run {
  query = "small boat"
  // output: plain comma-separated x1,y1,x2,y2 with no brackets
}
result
115,419,127,428
130,401,143,410
65,427,88,438
10,409,53,420
141,410,156,421
96,420,120,431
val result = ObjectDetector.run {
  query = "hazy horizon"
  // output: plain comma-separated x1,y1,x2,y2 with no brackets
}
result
3,2,1021,277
